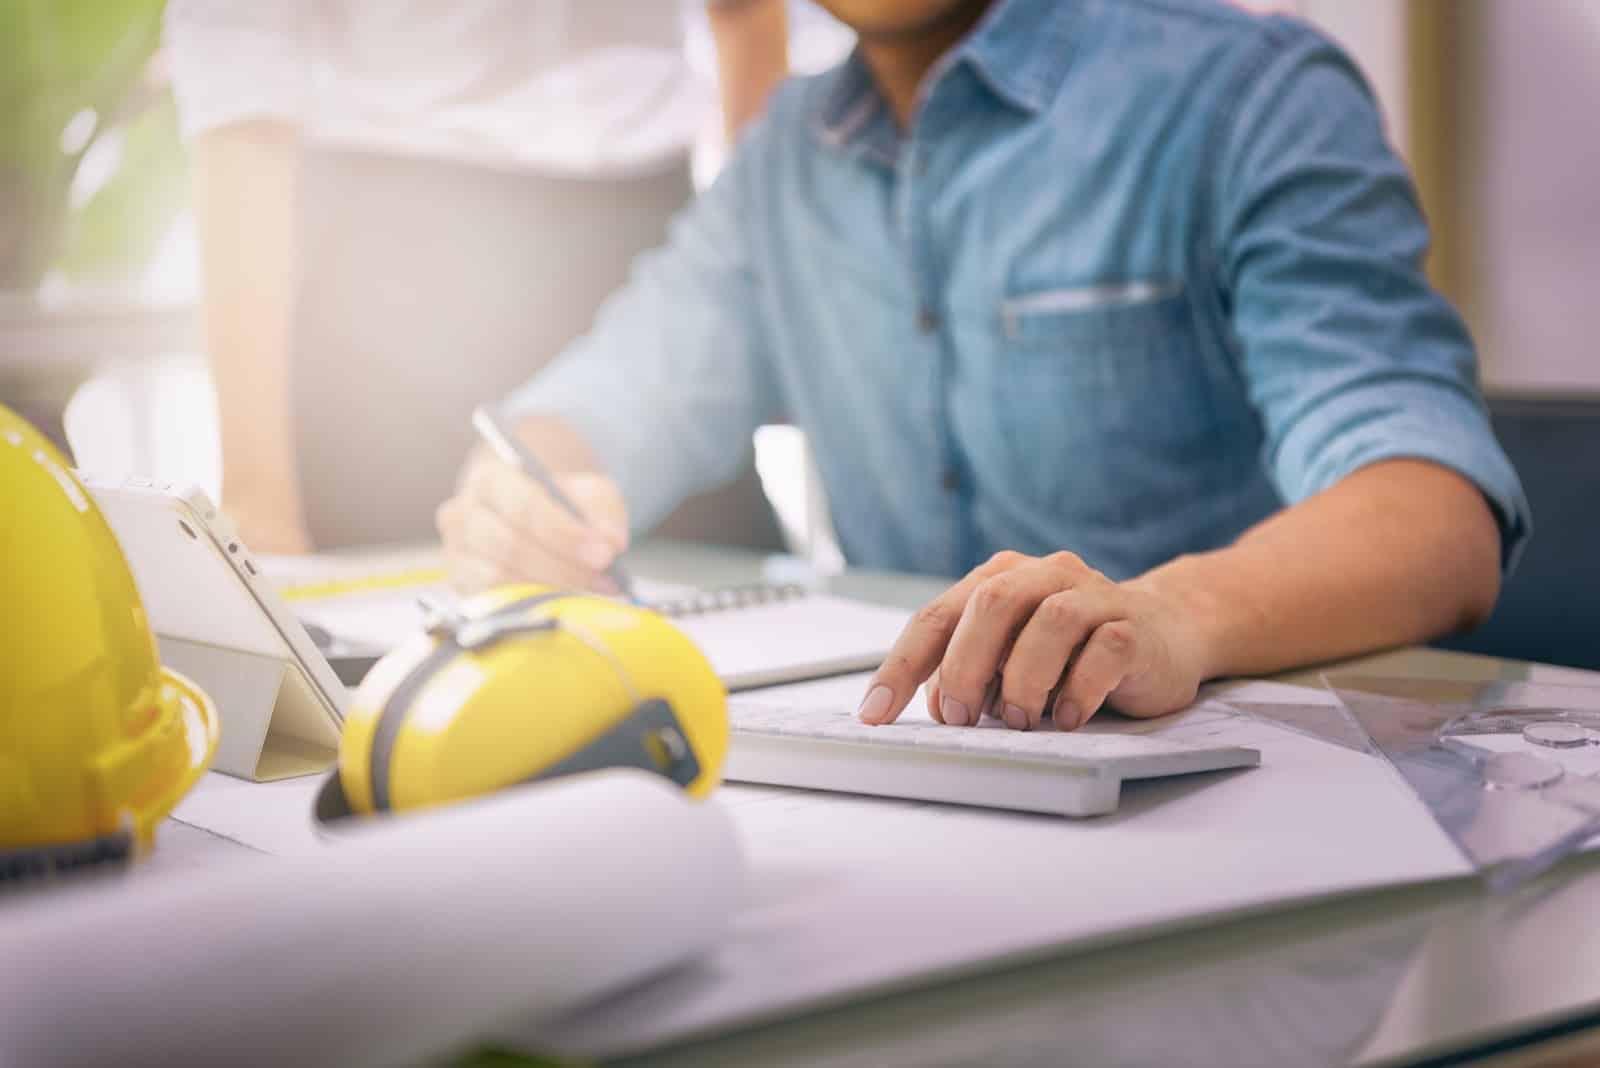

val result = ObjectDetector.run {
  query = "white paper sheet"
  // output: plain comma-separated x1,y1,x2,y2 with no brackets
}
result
168,771,328,857
289,576,911,692
673,593,909,689
109,675,1475,1063
0,771,743,1068
512,677,1472,1060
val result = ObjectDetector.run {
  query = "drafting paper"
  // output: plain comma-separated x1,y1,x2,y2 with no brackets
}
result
0,771,743,1068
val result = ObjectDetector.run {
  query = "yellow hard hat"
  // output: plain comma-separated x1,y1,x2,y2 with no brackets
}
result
0,404,219,880
325,585,728,820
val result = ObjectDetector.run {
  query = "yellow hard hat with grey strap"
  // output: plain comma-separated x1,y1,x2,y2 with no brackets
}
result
0,403,219,882
318,584,728,823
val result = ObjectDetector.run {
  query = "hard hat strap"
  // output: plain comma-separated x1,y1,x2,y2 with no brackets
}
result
517,697,701,790
369,590,576,812
92,692,185,832
0,830,133,884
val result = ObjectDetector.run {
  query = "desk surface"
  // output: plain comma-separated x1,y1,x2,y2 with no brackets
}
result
150,541,1600,1066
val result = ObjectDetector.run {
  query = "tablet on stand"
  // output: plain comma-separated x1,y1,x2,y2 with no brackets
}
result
81,476,347,781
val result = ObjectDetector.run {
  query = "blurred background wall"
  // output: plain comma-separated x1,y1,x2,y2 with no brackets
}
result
13,1,1597,546
1469,0,1600,388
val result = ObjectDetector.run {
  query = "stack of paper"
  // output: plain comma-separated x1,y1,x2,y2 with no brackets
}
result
0,771,742,1068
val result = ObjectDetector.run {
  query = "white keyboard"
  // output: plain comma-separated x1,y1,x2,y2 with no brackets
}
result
726,701,1261,817
731,702,1242,763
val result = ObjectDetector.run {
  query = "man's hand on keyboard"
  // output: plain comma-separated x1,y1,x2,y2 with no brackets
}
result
856,550,1206,732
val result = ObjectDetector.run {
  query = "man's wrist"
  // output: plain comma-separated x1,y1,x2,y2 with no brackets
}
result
1126,551,1241,684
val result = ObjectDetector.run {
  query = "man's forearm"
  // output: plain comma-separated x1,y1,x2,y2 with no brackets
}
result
194,121,303,520
1130,459,1503,680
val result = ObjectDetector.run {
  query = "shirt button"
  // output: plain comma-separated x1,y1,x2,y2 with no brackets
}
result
940,467,960,492
917,307,941,334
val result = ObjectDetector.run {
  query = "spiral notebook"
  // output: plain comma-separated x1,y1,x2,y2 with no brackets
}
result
270,555,911,692
638,581,911,691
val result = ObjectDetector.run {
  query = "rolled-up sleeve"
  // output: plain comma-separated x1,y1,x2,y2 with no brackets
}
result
503,145,779,534
163,0,318,138
1214,26,1530,571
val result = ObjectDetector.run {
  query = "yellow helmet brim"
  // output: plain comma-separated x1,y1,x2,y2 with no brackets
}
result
131,667,221,847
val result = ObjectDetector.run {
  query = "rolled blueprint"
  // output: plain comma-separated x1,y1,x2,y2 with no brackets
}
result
0,770,743,1067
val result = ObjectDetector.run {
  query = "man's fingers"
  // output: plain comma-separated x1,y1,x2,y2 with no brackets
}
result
859,598,961,725
1001,584,1121,730
564,472,631,549
977,673,1003,721
937,599,1015,727
465,458,619,573
442,546,499,595
1055,620,1141,731
435,495,464,542
858,552,1029,725
444,496,605,593
439,498,493,593
940,561,1092,728
926,669,944,723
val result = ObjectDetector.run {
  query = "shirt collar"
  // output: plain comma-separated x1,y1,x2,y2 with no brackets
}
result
811,51,888,158
810,0,1082,154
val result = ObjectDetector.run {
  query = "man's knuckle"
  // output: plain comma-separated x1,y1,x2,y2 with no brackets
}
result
881,651,920,679
1035,593,1080,632
940,661,988,696
970,578,1017,615
913,600,958,633
986,549,1027,571
1046,550,1085,573
1098,621,1137,656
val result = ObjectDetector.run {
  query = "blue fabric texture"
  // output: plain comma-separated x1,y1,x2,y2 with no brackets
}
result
508,0,1529,580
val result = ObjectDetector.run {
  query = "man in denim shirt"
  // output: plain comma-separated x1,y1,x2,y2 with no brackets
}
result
439,0,1529,732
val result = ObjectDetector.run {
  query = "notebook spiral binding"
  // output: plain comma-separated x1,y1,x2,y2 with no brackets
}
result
647,583,808,619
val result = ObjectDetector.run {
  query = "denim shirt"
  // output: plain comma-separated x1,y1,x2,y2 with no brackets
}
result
510,0,1529,580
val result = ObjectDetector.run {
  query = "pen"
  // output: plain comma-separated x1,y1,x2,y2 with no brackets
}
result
470,404,636,600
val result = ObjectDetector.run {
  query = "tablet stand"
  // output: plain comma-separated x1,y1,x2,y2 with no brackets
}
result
159,636,341,781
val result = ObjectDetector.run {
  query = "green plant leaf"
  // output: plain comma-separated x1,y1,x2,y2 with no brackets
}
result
0,0,171,289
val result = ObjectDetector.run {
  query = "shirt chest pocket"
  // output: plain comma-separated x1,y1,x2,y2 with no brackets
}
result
986,282,1222,520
